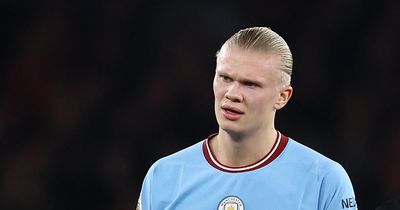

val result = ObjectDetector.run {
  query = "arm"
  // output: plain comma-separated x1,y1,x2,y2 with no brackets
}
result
318,163,357,210
136,167,154,210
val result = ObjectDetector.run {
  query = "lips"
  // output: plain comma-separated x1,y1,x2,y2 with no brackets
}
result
222,105,244,114
221,105,244,120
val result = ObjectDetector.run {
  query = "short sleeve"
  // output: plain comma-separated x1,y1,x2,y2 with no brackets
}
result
137,165,155,210
318,163,357,210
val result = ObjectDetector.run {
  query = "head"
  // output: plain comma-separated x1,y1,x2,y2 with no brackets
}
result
213,27,293,136
217,27,293,85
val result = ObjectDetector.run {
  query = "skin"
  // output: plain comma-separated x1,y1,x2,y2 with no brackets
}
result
211,45,293,167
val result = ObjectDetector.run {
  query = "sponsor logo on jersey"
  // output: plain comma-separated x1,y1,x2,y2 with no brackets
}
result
341,197,357,209
218,196,244,210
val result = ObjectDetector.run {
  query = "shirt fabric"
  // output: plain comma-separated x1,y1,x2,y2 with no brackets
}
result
137,132,357,210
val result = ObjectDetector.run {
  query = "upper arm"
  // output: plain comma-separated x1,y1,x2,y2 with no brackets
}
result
137,164,156,210
318,164,357,210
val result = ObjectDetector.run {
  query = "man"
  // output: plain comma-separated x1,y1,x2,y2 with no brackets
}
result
137,27,357,210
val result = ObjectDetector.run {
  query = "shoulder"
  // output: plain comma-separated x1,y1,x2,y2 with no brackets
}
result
146,140,205,176
280,137,353,187
142,140,207,195
283,137,355,195
283,138,343,171
283,137,357,209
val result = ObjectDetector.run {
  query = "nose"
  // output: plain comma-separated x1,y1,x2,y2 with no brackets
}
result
225,82,243,102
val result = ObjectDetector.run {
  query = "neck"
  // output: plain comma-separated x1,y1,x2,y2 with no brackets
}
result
210,128,278,167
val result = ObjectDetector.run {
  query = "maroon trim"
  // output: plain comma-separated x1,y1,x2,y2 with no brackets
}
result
202,132,289,173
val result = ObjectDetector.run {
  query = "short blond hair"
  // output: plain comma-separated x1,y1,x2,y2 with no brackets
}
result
217,27,293,85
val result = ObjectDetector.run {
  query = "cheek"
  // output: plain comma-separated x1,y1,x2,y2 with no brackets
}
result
250,93,277,111
213,80,225,99
248,97,265,111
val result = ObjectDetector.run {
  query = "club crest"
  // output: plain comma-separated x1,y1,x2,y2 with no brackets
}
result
218,196,244,210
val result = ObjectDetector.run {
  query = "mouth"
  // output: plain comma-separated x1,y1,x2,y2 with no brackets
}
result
222,105,244,114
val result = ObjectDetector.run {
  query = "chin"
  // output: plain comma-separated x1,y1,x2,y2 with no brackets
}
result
219,126,248,140
219,122,245,135
216,113,246,134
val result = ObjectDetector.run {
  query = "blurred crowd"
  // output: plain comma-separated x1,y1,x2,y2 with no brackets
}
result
1,0,399,209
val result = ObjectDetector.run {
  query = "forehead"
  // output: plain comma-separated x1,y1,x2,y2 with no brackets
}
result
216,46,282,80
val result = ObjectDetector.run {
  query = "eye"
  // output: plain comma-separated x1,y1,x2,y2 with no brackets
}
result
221,75,232,82
243,81,258,88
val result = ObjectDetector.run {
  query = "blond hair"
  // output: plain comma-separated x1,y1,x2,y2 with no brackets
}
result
217,27,293,85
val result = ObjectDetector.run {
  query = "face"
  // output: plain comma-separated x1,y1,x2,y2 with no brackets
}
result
213,46,292,136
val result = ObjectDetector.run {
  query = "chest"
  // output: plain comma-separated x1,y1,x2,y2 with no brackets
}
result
152,168,320,210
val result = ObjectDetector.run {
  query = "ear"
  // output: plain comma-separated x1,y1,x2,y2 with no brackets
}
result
274,86,293,110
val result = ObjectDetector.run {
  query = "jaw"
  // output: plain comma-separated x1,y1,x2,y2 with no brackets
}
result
216,108,275,140
215,102,248,136
216,110,248,139
218,126,247,141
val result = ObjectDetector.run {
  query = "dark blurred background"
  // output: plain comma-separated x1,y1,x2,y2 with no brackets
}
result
1,0,399,209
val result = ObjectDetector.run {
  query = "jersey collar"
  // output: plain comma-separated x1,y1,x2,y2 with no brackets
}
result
202,131,289,173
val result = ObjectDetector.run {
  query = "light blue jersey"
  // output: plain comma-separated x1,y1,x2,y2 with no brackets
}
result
137,132,357,210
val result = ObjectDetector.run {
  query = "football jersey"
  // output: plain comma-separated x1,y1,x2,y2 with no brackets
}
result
137,132,357,210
